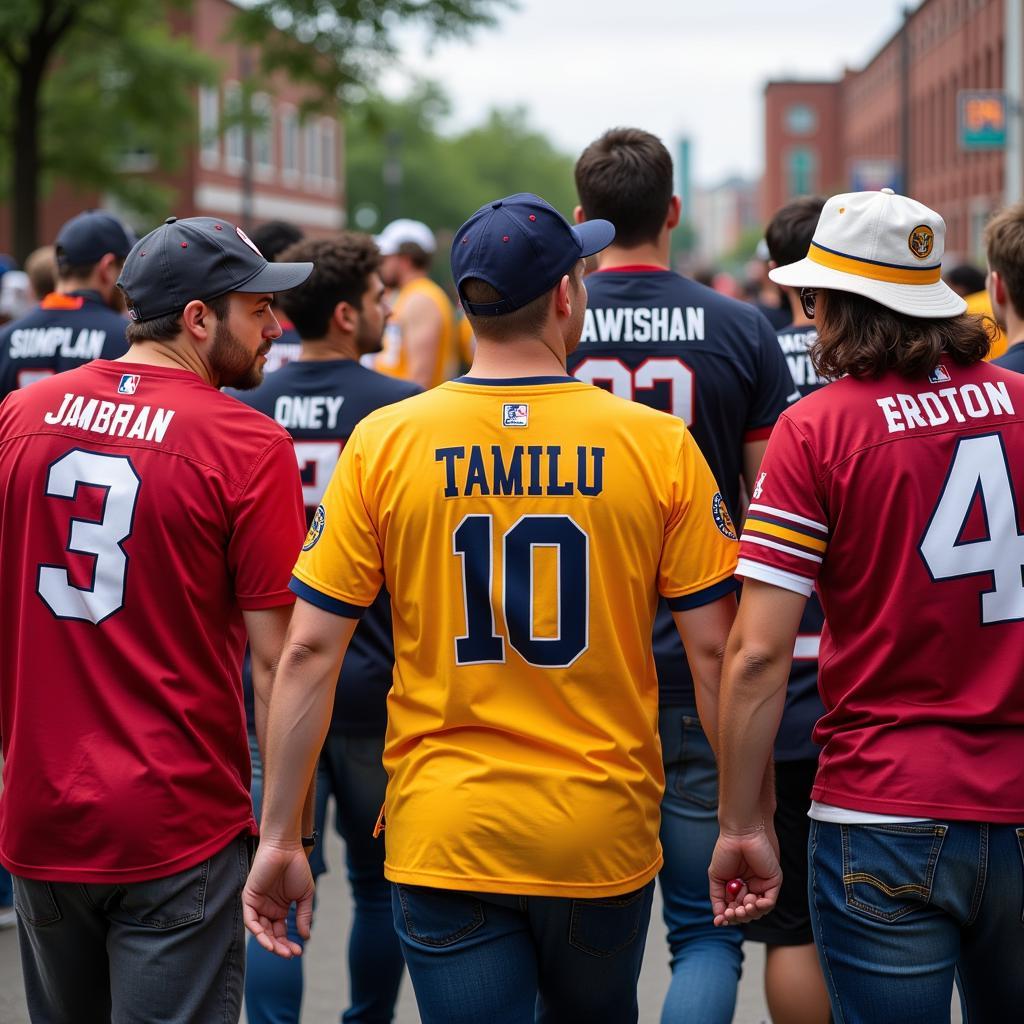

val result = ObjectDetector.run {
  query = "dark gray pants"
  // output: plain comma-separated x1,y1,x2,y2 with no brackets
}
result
13,834,252,1024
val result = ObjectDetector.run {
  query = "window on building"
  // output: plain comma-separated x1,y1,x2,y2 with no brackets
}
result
320,117,336,187
305,119,321,187
224,81,244,174
281,105,299,180
252,92,274,178
785,147,818,197
785,104,817,136
198,85,219,169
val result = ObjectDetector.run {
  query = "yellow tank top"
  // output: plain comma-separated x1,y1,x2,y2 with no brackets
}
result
292,377,738,897
375,277,456,388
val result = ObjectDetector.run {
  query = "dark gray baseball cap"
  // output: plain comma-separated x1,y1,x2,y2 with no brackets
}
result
117,216,313,322
56,210,137,268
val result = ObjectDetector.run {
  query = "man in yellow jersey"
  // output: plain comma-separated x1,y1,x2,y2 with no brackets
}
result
372,218,457,388
243,193,739,1024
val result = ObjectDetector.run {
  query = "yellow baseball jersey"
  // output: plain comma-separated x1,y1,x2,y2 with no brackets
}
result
965,289,1008,360
375,277,457,388
292,375,738,898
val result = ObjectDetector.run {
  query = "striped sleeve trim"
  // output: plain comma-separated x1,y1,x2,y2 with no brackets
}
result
742,504,828,559
736,558,814,597
289,578,368,619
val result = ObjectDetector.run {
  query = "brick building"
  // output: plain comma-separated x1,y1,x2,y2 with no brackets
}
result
764,0,1012,262
0,0,343,256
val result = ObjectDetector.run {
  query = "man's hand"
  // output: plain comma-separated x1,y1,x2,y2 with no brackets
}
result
709,828,782,927
242,842,315,958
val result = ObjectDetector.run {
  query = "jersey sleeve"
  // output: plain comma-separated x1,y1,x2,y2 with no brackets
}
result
738,415,828,597
229,436,306,609
745,313,797,442
290,424,383,618
659,428,740,609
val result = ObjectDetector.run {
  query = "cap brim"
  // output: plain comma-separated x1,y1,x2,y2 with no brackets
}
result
237,260,314,294
770,258,967,319
573,219,615,259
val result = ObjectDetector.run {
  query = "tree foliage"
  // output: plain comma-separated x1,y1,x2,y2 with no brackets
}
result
345,82,579,241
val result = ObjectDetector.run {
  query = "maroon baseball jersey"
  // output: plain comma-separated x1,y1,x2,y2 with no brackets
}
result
0,359,305,882
737,359,1024,822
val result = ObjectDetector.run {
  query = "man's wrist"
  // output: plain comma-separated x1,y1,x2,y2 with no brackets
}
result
718,819,766,837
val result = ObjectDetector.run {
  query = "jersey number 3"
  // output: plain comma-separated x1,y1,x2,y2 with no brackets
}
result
453,514,589,668
919,433,1024,625
37,450,141,624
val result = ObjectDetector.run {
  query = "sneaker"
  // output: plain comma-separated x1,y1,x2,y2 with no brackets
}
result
0,904,16,930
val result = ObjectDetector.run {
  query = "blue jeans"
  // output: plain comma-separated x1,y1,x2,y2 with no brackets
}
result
809,819,1024,1023
393,880,655,1024
658,709,743,1024
245,732,404,1024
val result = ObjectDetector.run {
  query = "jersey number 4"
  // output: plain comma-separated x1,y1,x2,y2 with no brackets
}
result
37,449,141,624
919,433,1024,625
453,514,589,668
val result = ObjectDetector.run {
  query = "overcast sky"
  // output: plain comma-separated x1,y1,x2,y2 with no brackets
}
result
385,0,915,186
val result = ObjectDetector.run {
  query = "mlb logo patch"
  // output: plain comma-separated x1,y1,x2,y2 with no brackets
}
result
503,403,528,427
929,365,951,384
118,374,140,395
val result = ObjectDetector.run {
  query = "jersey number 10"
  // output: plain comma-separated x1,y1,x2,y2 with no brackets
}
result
453,514,589,668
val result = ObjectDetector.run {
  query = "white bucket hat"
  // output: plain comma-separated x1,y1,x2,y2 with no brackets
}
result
375,218,436,256
769,188,966,318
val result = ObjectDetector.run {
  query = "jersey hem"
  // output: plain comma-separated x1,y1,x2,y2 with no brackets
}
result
665,576,738,611
0,817,256,885
237,588,297,610
290,576,369,618
736,557,814,597
810,785,1024,824
660,567,738,605
290,567,375,617
384,855,662,899
744,426,774,442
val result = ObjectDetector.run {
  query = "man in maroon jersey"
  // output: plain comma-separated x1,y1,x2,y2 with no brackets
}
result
0,216,311,1023
710,189,1024,1021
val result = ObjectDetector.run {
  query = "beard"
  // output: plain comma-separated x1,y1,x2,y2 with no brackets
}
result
211,319,269,390
356,315,385,355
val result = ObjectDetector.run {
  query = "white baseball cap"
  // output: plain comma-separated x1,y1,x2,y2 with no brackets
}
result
769,189,966,318
375,219,436,256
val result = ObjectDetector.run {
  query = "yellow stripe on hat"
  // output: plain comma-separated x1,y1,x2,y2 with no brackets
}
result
808,242,941,285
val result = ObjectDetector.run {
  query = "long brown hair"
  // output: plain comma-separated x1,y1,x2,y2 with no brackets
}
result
811,290,994,380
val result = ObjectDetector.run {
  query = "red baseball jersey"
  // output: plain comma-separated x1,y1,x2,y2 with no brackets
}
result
0,359,305,882
738,359,1024,822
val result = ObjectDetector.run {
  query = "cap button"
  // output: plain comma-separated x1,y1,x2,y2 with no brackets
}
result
880,188,895,195
164,216,178,224
491,200,503,209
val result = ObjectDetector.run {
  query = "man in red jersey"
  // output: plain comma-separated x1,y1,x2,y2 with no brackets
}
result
710,189,1024,1022
0,215,311,1023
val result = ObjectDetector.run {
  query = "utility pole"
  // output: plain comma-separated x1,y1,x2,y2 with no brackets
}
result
240,47,255,231
1007,0,1023,203
900,6,912,195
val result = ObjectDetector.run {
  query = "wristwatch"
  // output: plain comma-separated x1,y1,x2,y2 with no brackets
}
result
301,830,319,851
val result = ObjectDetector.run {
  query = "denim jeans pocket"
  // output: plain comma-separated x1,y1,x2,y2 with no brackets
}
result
569,884,648,957
669,715,718,809
841,822,947,923
12,878,61,927
397,884,485,947
117,856,210,929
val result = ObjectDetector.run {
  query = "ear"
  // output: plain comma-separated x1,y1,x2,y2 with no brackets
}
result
96,252,119,282
768,259,778,271
989,270,1006,306
181,298,215,342
332,300,358,333
666,195,682,230
573,205,586,225
554,273,575,320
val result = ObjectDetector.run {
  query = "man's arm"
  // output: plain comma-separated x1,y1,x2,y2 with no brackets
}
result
401,291,444,390
671,592,738,755
243,605,294,762
243,598,358,958
709,578,806,926
741,439,769,511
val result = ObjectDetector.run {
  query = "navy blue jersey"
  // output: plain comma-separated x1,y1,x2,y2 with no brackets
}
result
771,325,827,762
233,359,420,735
568,267,795,707
993,343,1024,374
264,323,302,374
0,290,128,401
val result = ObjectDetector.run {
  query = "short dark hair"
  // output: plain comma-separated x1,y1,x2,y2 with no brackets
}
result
276,234,381,339
250,220,304,263
812,290,992,380
765,196,826,269
984,202,1024,318
462,278,566,342
944,263,986,297
574,128,673,248
124,292,230,343
395,241,431,271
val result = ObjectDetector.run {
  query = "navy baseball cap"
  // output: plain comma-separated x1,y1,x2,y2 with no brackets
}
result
452,193,614,315
55,210,136,268
117,216,313,322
